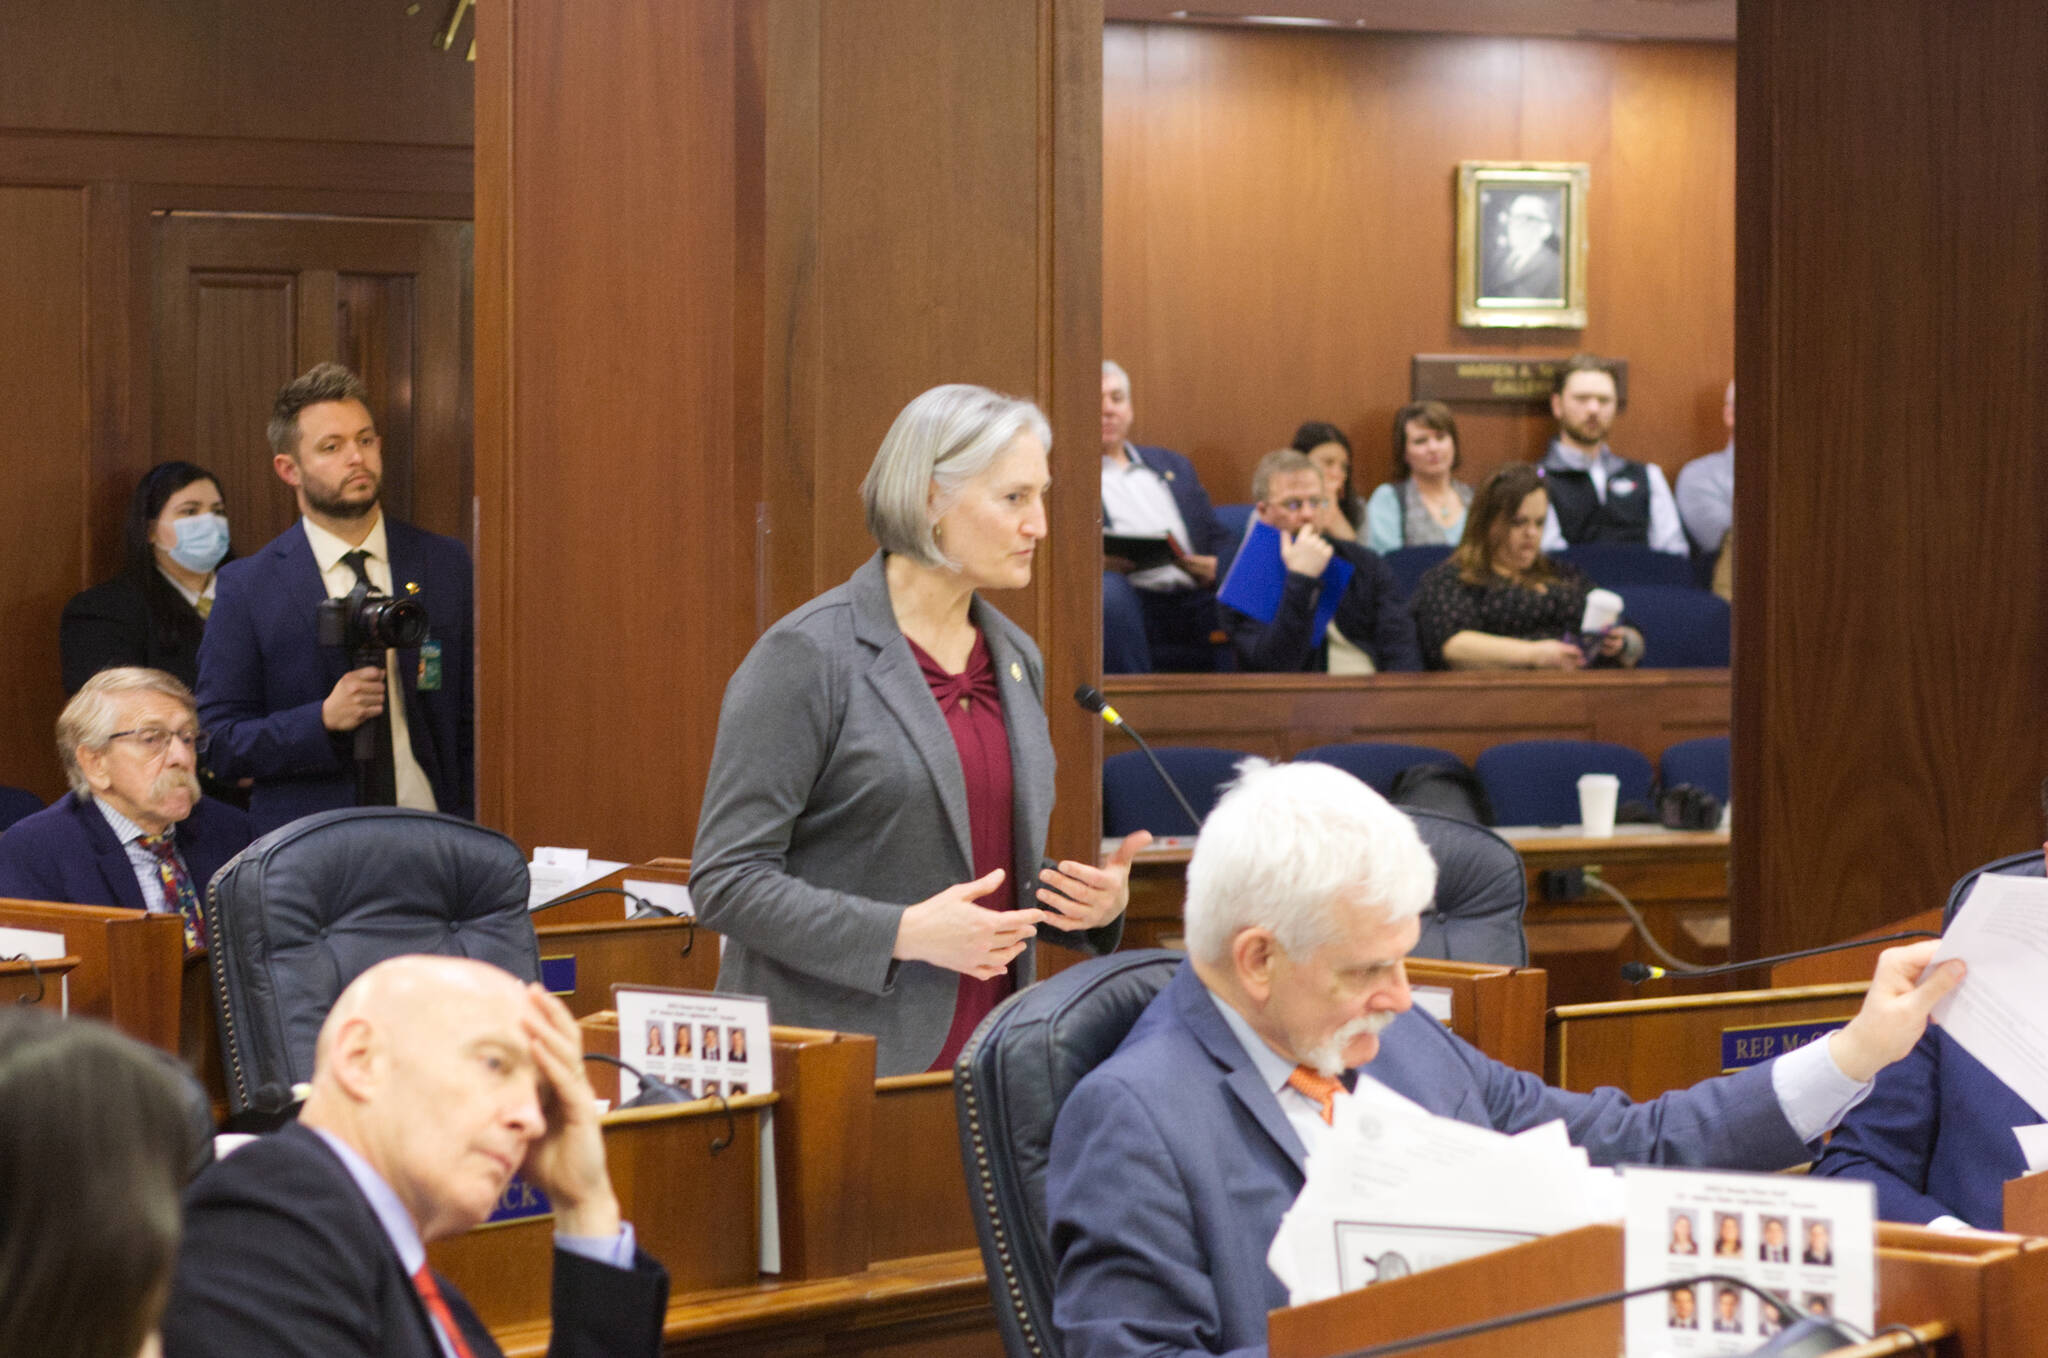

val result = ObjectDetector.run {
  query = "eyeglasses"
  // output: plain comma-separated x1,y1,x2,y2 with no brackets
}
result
1272,496,1328,514
105,727,204,756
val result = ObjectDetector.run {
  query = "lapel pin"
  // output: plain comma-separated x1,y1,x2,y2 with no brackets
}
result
1009,662,1023,682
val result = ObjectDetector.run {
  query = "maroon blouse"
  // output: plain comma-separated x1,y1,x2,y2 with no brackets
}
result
906,630,1018,1071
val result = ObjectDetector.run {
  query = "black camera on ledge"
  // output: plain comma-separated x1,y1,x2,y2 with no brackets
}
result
316,579,430,667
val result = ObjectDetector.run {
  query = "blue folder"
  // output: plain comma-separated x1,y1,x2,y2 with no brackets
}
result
1216,519,1354,647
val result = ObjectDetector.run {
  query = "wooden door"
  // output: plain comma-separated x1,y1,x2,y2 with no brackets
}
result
152,212,473,554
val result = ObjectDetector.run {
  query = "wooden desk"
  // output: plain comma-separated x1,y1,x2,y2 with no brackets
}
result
0,898,186,1049
869,1072,977,1262
533,858,719,1017
1773,908,1946,987
1099,668,1728,767
1406,958,1549,1077
1546,982,1868,1100
1268,1220,2047,1358
0,954,80,1009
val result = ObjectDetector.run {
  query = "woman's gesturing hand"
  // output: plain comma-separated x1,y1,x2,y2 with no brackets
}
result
894,870,1049,979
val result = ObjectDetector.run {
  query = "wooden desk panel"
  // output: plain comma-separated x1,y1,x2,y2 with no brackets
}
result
1099,669,1728,767
536,917,718,1018
1772,909,1946,988
0,899,186,1049
869,1073,977,1262
0,954,79,1009
1546,983,1868,1100
1406,958,1549,1077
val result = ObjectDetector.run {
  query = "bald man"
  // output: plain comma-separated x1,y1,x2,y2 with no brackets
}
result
161,957,668,1358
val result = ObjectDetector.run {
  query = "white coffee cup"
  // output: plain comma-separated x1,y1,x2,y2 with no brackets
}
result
1577,773,1620,837
1580,588,1624,634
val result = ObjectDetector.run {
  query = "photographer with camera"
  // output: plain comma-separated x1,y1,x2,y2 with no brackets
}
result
195,364,473,836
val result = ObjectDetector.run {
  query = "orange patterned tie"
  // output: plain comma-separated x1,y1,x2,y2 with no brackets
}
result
412,1265,479,1358
1287,1065,1343,1125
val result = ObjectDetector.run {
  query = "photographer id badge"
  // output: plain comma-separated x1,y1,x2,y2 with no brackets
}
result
417,638,443,691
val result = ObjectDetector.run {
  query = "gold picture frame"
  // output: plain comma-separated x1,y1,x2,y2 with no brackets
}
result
1456,161,1590,329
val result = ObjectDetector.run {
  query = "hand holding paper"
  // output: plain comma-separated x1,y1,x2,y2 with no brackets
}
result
1825,939,1966,1083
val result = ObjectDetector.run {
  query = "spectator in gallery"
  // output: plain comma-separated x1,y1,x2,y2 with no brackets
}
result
1362,400,1474,555
1286,421,1365,542
1218,449,1421,675
1676,380,1735,555
1537,354,1689,557
61,461,233,697
1483,192,1564,301
1409,463,1643,671
1099,360,1234,672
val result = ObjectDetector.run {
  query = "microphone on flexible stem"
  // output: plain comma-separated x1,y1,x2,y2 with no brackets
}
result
1620,930,1941,985
1074,685,1205,834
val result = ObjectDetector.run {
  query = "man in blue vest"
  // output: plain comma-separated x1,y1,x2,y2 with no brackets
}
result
1537,354,1688,556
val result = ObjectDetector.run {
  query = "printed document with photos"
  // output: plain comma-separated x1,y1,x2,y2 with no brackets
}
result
1267,1076,1623,1306
1621,1166,1874,1357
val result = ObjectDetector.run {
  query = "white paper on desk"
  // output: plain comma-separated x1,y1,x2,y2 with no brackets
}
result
2013,1123,2048,1173
0,926,66,961
1930,873,2048,1119
1267,1083,1621,1307
526,850,629,909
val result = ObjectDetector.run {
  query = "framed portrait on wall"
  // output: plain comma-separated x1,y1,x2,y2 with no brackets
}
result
1456,161,1589,329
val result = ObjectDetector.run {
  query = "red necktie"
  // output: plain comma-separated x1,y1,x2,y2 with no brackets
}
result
1287,1065,1343,1125
411,1265,478,1358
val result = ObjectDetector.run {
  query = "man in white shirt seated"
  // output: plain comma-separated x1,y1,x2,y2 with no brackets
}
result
1100,361,1233,672
1047,758,1964,1358
1537,354,1689,557
1676,379,1736,555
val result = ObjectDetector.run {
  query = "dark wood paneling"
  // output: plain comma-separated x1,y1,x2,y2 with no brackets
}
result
1733,0,2048,955
1103,25,1734,505
0,187,86,796
1,1,471,146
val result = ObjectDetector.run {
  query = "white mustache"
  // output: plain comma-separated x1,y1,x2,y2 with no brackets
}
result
1304,1009,1397,1078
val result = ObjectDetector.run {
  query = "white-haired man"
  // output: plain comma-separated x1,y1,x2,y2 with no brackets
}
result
1047,760,1963,1358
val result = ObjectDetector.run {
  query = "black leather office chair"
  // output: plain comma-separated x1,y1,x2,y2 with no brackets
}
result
1405,807,1529,966
955,949,1182,1358
202,807,539,1118
1943,849,2045,927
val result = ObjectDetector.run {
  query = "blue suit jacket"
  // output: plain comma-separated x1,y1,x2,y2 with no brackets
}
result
195,518,473,836
1047,962,1810,1358
1106,444,1232,559
1811,1027,2034,1229
0,791,252,908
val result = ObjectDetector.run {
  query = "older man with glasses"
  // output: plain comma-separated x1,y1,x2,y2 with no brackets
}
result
1218,448,1421,674
0,667,251,946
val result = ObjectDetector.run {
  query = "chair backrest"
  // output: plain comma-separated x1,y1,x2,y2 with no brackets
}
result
1556,543,1696,589
1475,739,1654,826
1297,742,1460,796
0,784,43,833
955,949,1182,1358
1212,502,1254,545
1382,544,1453,598
1659,735,1731,803
1102,746,1249,836
1943,849,2045,927
1625,585,1731,668
1404,808,1529,966
203,807,538,1116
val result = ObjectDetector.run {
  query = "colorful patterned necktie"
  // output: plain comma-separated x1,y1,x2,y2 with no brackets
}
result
412,1265,479,1358
138,830,205,951
1287,1065,1343,1125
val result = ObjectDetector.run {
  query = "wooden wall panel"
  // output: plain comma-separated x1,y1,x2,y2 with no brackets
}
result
477,0,1103,863
0,187,87,793
1102,25,1734,506
1734,0,2048,954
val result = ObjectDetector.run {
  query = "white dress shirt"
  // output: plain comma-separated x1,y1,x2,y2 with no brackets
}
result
1102,446,1198,591
300,514,436,812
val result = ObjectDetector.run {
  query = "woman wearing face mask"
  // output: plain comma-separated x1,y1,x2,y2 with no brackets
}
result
61,462,232,696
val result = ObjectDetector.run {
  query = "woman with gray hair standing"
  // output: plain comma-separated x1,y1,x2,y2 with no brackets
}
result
692,384,1148,1075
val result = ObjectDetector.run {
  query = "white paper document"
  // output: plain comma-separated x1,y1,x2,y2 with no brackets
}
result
1621,1166,1875,1357
526,848,630,909
1930,873,2048,1119
1266,1079,1623,1307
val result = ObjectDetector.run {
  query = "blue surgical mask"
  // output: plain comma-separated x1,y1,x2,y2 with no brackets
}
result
165,514,230,574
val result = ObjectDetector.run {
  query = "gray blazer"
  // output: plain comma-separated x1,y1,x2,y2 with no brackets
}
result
691,554,1121,1076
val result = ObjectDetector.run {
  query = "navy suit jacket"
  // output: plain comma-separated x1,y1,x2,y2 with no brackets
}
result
196,517,473,835
162,1123,668,1358
1811,1026,2034,1229
1047,962,1810,1358
1105,444,1233,560
1220,538,1423,673
0,791,251,908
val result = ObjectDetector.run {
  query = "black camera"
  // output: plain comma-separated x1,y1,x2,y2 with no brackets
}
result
316,580,430,665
